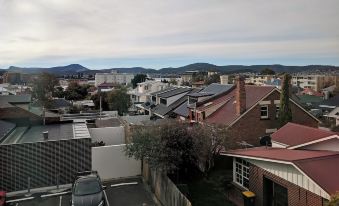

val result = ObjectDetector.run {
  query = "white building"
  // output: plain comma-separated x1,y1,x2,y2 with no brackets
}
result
220,75,229,85
95,70,134,86
128,81,170,104
292,75,338,92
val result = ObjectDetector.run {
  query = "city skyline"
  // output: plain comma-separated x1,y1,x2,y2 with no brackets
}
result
1,0,339,69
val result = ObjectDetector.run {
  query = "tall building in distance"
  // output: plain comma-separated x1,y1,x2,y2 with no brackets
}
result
95,70,134,87
2,72,22,84
292,75,338,92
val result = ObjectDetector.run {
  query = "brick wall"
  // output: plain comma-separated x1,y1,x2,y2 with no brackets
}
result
228,164,324,206
228,90,319,148
249,164,323,206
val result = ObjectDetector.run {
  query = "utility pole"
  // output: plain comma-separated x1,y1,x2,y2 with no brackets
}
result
99,95,102,120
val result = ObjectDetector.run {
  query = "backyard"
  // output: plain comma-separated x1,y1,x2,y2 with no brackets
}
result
176,167,234,206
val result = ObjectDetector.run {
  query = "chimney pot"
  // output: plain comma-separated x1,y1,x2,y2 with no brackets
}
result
236,76,246,115
43,131,48,140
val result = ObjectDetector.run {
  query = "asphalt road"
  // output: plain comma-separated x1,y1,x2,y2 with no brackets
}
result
7,177,156,206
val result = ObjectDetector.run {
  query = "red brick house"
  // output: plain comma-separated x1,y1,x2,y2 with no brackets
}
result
221,123,339,206
222,147,338,206
185,77,320,148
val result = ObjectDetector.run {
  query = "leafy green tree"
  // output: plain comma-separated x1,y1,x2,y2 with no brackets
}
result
64,82,89,100
125,121,227,174
91,92,109,111
260,68,275,75
205,74,220,85
53,86,65,98
131,74,147,88
278,74,292,126
169,78,178,85
107,87,131,115
32,73,59,107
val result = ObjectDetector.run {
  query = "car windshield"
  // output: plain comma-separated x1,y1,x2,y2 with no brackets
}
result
74,178,101,196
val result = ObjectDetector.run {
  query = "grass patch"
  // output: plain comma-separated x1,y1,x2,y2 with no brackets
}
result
185,168,234,206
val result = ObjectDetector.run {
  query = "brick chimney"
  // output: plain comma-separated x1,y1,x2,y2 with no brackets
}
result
236,76,246,115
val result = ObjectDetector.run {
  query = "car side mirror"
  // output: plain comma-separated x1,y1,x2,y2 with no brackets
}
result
102,185,107,190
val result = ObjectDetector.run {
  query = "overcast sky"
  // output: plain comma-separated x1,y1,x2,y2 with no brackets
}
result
0,0,338,69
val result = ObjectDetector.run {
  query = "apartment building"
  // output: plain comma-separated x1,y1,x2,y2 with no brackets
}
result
95,70,134,86
292,75,338,92
246,75,274,86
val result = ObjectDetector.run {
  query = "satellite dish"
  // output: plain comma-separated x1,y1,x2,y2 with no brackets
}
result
260,135,272,146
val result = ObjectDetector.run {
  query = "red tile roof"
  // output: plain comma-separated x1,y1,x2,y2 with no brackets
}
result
301,88,323,97
272,122,337,147
204,85,275,125
223,147,339,195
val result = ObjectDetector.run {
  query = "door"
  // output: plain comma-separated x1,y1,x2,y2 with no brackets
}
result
263,177,288,206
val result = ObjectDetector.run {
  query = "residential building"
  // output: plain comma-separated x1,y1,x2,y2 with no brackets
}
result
97,82,118,92
2,72,21,84
182,77,319,147
292,75,338,92
128,81,170,104
174,83,234,121
95,70,134,86
246,75,274,86
0,95,60,125
222,123,339,206
181,71,199,83
220,75,230,85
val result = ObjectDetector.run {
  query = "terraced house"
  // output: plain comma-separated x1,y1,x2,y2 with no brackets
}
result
182,77,320,148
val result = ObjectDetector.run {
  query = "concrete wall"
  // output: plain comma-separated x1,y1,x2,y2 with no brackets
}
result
143,162,192,206
92,145,141,181
89,126,125,145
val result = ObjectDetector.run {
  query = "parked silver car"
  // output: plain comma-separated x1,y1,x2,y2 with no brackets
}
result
71,171,106,206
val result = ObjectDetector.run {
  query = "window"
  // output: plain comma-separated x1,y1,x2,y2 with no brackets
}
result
276,105,280,118
160,98,167,105
261,105,269,119
235,158,250,189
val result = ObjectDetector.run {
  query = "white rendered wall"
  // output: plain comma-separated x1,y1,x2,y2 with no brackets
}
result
92,145,141,180
89,126,125,145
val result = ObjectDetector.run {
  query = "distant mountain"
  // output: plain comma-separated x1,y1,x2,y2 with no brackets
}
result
7,64,89,75
3,63,339,76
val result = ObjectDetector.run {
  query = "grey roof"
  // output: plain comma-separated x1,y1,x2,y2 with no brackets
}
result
187,92,213,97
157,87,191,98
0,120,16,141
95,118,122,127
2,123,75,144
173,100,189,117
0,95,32,108
318,95,339,107
51,98,72,109
120,115,151,125
150,87,176,96
152,104,172,117
200,83,233,96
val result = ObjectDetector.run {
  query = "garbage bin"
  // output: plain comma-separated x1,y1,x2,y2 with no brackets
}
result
242,191,255,206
